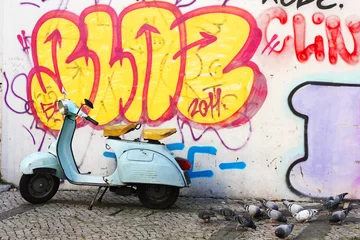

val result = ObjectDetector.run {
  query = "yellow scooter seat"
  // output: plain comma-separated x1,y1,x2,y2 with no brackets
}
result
103,124,137,137
143,128,177,140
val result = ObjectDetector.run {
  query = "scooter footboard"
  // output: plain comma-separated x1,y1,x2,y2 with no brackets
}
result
20,152,65,179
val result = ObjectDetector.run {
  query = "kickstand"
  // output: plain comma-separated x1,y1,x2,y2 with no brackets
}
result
97,187,108,203
88,186,103,210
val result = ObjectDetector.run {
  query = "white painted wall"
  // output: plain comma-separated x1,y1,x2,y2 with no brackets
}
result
0,0,3,76
0,0,4,169
1,0,359,200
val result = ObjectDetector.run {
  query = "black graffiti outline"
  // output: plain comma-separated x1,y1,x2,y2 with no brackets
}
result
286,81,360,198
262,0,342,10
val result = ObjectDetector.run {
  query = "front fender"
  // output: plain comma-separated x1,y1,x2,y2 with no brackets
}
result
20,152,65,179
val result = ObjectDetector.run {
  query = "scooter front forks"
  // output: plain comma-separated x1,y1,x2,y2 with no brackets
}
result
88,186,108,210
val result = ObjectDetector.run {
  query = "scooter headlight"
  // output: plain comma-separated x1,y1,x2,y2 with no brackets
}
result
58,100,68,115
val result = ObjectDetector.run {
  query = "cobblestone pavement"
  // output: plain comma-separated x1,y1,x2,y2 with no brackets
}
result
0,189,359,240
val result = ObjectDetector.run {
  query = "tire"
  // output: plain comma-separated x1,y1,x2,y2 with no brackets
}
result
19,174,60,204
137,184,180,209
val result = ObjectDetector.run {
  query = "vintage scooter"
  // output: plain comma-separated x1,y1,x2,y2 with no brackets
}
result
19,96,191,209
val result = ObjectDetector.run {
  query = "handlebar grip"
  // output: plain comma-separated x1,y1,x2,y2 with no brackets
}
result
84,116,99,126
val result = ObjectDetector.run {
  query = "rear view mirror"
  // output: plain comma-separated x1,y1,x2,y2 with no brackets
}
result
84,99,94,109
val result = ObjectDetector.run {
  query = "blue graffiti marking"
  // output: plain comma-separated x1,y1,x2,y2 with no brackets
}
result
103,143,232,180
219,162,246,170
166,143,185,151
103,151,116,159
187,146,217,179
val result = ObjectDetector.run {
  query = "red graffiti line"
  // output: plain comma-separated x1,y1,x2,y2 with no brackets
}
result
261,34,280,55
28,2,268,132
326,15,360,65
28,9,101,132
17,30,30,54
188,88,221,118
257,7,360,65
170,5,267,127
116,2,186,125
170,6,263,74
294,13,325,63
135,24,161,122
173,32,217,60
44,29,63,88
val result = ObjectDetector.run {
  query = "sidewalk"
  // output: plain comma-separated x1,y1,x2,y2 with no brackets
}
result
0,189,359,239
0,184,10,193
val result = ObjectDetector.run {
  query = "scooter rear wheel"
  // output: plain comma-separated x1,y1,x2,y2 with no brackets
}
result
19,174,60,204
137,184,179,209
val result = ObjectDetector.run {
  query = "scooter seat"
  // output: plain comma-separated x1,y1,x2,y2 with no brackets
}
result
143,128,177,140
103,124,137,137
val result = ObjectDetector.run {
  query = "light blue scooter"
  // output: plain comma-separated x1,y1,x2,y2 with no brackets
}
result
19,96,191,209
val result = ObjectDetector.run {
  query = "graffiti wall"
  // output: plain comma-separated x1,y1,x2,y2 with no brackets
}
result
1,0,359,200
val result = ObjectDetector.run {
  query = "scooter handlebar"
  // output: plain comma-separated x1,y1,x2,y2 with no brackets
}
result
84,116,99,126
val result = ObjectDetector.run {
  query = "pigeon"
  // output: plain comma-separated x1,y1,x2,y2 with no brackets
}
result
198,210,216,223
216,208,236,221
266,208,287,223
238,201,262,218
329,204,353,223
275,224,294,239
260,199,279,210
294,209,319,223
281,199,304,215
323,192,348,212
233,214,257,231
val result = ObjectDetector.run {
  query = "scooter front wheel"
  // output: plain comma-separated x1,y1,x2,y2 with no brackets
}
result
137,184,179,209
19,174,60,204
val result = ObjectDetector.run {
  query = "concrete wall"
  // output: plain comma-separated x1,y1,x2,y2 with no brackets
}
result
0,0,4,169
1,0,360,200
0,0,3,75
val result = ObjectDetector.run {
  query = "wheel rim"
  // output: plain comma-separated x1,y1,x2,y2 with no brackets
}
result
28,174,54,198
145,185,172,203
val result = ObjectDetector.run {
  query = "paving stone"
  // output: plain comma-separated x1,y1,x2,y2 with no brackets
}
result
0,184,10,193
0,190,359,239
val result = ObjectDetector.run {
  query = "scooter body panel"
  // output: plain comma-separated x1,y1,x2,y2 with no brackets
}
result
19,152,65,179
56,117,109,186
20,111,188,188
105,139,188,187
18,98,190,210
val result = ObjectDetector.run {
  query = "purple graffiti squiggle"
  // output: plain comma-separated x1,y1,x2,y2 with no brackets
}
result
20,2,40,8
30,118,36,129
177,115,252,151
222,0,230,5
175,0,196,8
3,72,29,115
35,122,48,151
34,120,57,151
10,73,32,114
29,119,54,152
23,125,36,145
3,71,55,151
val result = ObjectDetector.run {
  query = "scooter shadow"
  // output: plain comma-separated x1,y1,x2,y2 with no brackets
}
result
46,195,187,213
49,198,144,210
